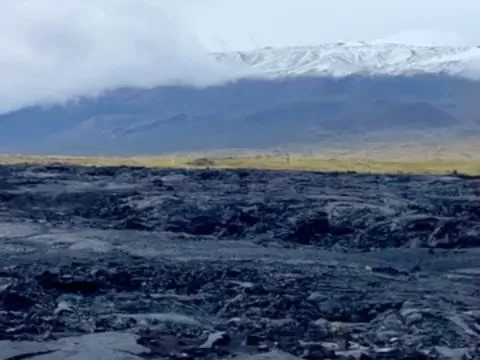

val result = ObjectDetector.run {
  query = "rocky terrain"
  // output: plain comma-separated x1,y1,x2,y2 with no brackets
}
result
0,164,479,359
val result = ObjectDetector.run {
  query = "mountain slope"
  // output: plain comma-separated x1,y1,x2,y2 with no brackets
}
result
216,43,480,79
1,44,480,155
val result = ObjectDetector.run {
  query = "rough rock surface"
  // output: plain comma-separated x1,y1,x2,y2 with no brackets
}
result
0,164,479,359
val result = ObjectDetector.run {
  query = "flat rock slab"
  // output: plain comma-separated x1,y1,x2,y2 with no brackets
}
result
0,332,149,360
234,351,303,360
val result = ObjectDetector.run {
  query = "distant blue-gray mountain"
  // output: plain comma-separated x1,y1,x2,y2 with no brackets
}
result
1,43,480,155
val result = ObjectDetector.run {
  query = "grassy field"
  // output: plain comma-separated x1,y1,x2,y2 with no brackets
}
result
1,153,479,175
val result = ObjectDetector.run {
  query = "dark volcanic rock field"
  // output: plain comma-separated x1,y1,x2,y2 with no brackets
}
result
0,164,479,360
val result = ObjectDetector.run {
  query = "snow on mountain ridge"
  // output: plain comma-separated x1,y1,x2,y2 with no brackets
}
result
372,29,471,47
213,43,480,79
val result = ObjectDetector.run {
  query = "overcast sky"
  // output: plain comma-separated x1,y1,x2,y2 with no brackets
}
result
0,0,479,114
170,0,480,50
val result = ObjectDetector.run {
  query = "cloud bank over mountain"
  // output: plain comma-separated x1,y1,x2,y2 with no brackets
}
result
0,0,241,115
2,0,480,116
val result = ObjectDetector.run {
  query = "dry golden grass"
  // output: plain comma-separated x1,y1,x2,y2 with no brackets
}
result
1,153,479,175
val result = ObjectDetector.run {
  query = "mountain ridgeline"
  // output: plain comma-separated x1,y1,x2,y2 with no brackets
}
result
1,73,480,155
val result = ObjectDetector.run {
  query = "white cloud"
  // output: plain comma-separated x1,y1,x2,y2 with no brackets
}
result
1,0,479,114
0,0,241,114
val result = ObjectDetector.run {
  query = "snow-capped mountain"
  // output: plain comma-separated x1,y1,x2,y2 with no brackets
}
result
1,43,480,155
214,43,480,79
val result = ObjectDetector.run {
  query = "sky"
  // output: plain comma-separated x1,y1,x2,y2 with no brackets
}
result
0,0,479,114
170,0,480,50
